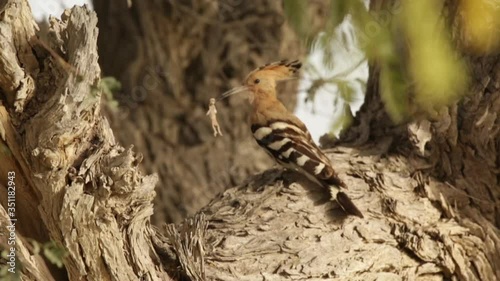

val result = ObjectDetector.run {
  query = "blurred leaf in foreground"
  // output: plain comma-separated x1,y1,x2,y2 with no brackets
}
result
400,0,469,115
380,56,409,123
458,0,500,54
43,241,67,268
100,76,121,109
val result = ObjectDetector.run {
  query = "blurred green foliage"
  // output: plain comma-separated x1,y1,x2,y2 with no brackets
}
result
40,240,66,268
99,76,121,109
0,247,22,281
284,0,310,42
401,0,468,116
0,239,67,280
459,0,500,54
284,0,498,125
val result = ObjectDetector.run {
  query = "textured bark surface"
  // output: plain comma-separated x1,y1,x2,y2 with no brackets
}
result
160,2,500,281
195,81,499,280
165,57,500,280
93,0,302,224
0,2,169,280
160,88,500,279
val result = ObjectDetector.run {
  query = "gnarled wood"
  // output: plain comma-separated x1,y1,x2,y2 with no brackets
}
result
0,2,168,280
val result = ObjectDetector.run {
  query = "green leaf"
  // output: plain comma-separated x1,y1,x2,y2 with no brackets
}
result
284,0,311,42
329,0,350,28
100,76,121,98
380,58,408,123
99,76,122,109
30,239,41,255
43,241,66,268
400,0,469,113
330,103,354,134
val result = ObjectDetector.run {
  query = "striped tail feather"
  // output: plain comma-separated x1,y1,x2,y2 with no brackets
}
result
323,172,363,218
335,191,364,218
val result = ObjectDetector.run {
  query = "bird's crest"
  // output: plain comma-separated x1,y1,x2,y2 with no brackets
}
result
217,59,302,101
246,59,302,82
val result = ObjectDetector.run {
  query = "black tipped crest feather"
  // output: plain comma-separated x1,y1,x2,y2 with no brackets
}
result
249,59,302,83
257,59,301,71
285,60,302,73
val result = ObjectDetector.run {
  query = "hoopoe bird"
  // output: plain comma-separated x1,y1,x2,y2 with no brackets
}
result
217,60,363,218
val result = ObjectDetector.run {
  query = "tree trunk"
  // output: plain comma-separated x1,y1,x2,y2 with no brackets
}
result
93,0,302,224
1,1,498,281
0,2,169,280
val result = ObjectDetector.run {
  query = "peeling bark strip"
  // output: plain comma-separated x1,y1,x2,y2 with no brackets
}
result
1,0,499,280
0,2,169,280
165,214,208,281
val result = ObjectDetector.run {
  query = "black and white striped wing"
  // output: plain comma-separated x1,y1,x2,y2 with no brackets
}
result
251,120,345,188
252,119,364,218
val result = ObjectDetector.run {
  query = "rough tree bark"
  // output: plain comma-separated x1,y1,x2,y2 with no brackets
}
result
0,2,169,280
159,1,500,281
0,0,498,281
93,0,304,224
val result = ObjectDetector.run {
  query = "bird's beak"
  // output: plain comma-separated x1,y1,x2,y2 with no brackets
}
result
216,86,249,102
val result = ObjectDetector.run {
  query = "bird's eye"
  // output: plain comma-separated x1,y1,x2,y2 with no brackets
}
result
254,79,260,84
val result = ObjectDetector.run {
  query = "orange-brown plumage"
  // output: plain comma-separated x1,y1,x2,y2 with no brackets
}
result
218,59,363,218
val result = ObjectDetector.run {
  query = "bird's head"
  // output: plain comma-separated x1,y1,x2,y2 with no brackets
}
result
217,60,301,102
244,60,302,93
